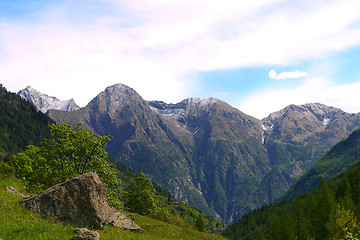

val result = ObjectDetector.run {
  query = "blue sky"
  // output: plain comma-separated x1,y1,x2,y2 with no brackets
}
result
1,0,360,119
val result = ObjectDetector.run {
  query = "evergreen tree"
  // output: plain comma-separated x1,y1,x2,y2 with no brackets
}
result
265,213,281,240
336,175,354,211
311,178,336,240
195,216,206,232
0,84,52,161
294,195,311,240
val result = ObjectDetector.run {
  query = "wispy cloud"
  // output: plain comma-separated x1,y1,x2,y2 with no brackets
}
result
269,69,307,80
0,0,360,106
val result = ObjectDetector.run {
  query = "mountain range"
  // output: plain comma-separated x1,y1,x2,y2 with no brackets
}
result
18,83,360,223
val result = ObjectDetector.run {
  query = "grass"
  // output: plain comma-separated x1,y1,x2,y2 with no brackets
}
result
0,174,226,240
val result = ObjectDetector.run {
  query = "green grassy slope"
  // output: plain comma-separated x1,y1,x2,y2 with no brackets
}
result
0,173,225,240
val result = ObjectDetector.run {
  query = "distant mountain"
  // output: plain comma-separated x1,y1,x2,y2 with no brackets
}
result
18,86,79,113
42,83,360,223
0,84,53,160
258,103,360,202
148,97,269,222
282,128,360,200
222,128,360,240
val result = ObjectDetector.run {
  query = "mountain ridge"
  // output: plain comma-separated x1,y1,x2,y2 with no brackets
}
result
18,86,80,113
18,83,360,223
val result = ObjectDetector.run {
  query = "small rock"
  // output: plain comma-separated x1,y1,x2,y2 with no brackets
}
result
6,186,29,197
73,228,91,234
70,228,100,240
110,211,144,233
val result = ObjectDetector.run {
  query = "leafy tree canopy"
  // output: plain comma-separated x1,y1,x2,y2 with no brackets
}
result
11,122,122,208
124,172,158,216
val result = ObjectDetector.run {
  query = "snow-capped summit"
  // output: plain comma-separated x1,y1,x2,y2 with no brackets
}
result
18,86,80,113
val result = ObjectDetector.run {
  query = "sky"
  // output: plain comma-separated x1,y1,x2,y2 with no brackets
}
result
1,0,360,119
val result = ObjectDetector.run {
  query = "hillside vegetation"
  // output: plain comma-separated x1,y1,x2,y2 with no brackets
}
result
283,128,360,200
0,171,225,240
0,84,53,160
222,128,360,240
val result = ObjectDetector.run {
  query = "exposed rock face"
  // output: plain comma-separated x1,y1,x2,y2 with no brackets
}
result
21,172,142,232
18,86,80,113
6,186,28,197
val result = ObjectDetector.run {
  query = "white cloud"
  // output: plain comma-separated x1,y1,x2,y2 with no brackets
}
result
268,69,278,79
269,69,308,80
0,0,360,106
238,77,360,119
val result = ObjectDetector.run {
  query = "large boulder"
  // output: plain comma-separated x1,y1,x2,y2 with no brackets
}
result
21,172,142,232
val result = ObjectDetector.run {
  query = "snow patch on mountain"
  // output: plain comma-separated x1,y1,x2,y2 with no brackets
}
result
323,118,330,126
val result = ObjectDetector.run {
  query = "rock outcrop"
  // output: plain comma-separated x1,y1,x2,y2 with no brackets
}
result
21,172,143,232
70,228,100,240
6,186,28,197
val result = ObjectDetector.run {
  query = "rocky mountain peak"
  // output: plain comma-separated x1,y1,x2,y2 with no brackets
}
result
262,103,345,130
86,84,149,119
90,84,143,105
148,97,221,119
183,97,219,107
18,86,80,113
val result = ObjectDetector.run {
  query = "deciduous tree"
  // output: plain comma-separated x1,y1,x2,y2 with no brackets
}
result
11,123,122,208
124,172,158,215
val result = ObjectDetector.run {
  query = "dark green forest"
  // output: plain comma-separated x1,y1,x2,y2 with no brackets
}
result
222,129,360,240
0,84,53,161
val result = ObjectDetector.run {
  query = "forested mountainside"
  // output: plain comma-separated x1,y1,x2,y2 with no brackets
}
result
282,128,360,200
0,84,53,160
41,83,360,223
223,128,360,239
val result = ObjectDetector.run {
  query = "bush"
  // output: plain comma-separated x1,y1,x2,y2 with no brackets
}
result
152,208,172,222
0,160,14,175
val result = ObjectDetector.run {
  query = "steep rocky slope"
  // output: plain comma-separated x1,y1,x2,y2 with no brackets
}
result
41,84,360,223
149,98,270,222
260,103,360,201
